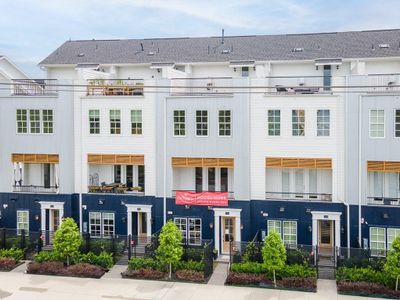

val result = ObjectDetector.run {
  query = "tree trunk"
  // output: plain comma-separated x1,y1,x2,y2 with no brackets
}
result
396,275,399,291
67,256,70,266
169,263,172,279
273,270,276,288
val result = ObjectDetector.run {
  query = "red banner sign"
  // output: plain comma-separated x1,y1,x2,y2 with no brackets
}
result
175,191,228,206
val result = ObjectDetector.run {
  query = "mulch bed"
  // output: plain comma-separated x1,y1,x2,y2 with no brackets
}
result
337,281,400,299
26,262,106,279
121,268,206,283
0,258,24,272
225,272,317,292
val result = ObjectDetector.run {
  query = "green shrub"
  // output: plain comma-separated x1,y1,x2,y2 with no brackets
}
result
385,236,400,290
286,248,311,266
336,267,386,284
184,248,203,262
0,248,24,262
76,252,113,269
84,239,124,256
128,257,160,270
176,260,204,272
262,231,286,287
33,251,61,263
242,242,262,263
230,262,266,274
277,264,317,279
53,218,82,265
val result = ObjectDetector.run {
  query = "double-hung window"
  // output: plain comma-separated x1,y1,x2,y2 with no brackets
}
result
267,220,281,235
317,109,330,136
268,220,297,245
89,110,100,134
174,218,187,241
173,110,185,136
395,110,400,138
218,110,231,136
268,110,280,136
17,210,29,235
29,109,41,134
387,228,400,250
89,212,115,237
131,110,142,135
292,110,305,136
369,110,384,138
196,110,208,136
110,110,121,134
42,110,53,134
370,227,386,255
16,109,28,133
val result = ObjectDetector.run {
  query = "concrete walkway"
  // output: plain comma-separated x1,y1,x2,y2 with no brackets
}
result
207,262,228,285
0,262,385,300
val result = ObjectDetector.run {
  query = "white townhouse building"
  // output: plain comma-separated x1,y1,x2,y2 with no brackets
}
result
1,29,400,256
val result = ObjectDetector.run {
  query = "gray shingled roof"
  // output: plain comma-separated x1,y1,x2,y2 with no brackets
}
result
39,29,400,65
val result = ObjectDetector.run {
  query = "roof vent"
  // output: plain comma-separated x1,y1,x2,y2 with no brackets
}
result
378,43,390,49
148,51,155,56
292,47,304,52
221,49,231,54
77,53,85,57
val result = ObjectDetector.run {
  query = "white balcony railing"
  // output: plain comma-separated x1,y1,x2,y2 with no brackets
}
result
12,79,58,96
12,185,58,193
86,79,144,96
265,191,332,202
170,77,233,96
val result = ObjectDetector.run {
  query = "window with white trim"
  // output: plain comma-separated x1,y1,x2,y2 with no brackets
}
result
89,212,114,237
283,221,297,245
387,228,400,250
29,109,41,134
317,109,330,136
173,110,185,136
16,109,28,133
196,110,208,136
131,110,142,135
370,227,386,255
395,110,400,138
17,210,29,235
42,110,53,134
268,110,280,136
292,110,305,136
218,110,231,136
188,218,202,245
110,110,121,134
369,110,384,138
267,220,281,235
89,110,100,134
174,217,187,240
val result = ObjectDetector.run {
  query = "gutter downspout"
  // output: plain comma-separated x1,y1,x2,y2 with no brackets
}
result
79,79,83,233
358,94,362,247
163,81,167,225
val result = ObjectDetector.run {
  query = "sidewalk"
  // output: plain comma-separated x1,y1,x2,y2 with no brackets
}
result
0,264,384,300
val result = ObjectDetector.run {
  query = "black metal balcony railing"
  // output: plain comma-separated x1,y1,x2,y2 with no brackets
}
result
12,185,58,193
367,196,400,206
265,191,332,202
172,190,235,199
88,184,145,195
86,79,144,96
11,79,58,96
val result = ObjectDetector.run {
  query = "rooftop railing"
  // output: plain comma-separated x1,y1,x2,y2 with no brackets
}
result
170,77,233,96
265,191,332,202
86,79,144,96
12,185,58,193
11,79,58,96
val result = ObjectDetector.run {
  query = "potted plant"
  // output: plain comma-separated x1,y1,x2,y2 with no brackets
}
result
132,186,142,193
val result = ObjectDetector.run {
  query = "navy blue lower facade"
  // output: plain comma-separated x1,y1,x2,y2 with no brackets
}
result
2,192,400,250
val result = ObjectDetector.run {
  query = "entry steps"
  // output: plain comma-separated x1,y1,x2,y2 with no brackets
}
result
317,256,335,279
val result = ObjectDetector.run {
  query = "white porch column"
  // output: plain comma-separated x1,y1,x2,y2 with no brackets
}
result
312,217,318,246
335,219,341,248
60,207,64,220
146,212,152,236
41,208,46,232
214,214,220,254
235,216,241,242
127,212,132,236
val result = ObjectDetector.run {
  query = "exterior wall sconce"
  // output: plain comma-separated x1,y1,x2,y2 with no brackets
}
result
98,200,104,205
341,227,345,234
233,67,237,72
207,206,213,210
82,205,87,210
35,215,39,221
209,223,213,229
120,201,126,206
2,204,8,209
306,208,311,213
240,224,244,230
279,207,285,212
308,225,312,232
185,205,191,209
122,217,127,223
315,66,319,70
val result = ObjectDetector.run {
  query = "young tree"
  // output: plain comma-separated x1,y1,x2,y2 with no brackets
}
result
156,220,183,279
385,235,400,290
262,231,287,287
53,217,82,266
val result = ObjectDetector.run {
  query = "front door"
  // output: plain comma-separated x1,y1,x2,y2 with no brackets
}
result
49,209,60,244
318,220,333,249
138,212,148,243
222,217,235,254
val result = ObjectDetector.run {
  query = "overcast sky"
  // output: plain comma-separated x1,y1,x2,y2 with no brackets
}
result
1,0,400,77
